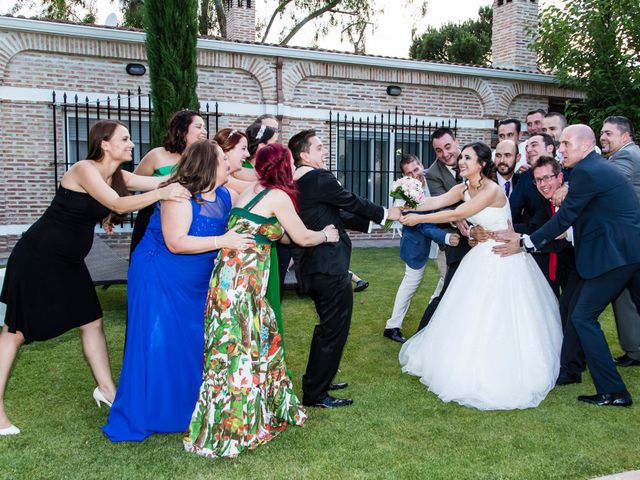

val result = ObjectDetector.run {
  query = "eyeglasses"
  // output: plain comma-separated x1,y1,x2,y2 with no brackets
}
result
532,174,558,185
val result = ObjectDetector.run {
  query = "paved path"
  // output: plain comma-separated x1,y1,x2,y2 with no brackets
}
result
594,472,640,480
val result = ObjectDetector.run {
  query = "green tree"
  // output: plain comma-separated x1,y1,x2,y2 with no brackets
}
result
8,0,96,22
409,6,492,65
119,0,144,28
533,0,640,130
120,0,426,52
9,1,427,54
144,0,200,147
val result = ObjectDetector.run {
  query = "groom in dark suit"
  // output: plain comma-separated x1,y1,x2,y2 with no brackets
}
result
289,130,401,409
522,125,640,406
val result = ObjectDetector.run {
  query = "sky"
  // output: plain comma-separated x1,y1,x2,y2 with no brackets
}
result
1,0,561,58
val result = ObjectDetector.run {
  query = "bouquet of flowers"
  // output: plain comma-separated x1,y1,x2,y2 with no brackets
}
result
383,176,427,231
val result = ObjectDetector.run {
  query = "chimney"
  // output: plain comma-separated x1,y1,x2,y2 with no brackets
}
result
491,0,538,72
225,0,256,43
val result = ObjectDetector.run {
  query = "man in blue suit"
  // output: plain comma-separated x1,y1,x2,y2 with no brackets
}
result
523,125,640,406
384,154,457,343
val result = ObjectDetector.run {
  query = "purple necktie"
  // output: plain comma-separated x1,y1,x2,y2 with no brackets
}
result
504,180,511,198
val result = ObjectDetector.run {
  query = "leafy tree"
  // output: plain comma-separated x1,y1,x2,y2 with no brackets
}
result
7,0,96,22
120,0,425,52
119,0,144,28
409,6,492,65
144,0,200,147
533,0,640,130
9,1,427,54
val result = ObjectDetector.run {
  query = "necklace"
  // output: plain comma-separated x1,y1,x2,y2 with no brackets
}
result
467,178,482,191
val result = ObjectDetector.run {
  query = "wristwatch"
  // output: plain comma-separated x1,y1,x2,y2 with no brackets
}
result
519,235,535,253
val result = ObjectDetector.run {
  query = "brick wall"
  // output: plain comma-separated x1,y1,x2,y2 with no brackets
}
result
225,1,256,43
0,103,57,225
507,94,549,129
292,78,484,118
198,66,262,102
0,19,584,253
5,51,149,92
491,0,538,72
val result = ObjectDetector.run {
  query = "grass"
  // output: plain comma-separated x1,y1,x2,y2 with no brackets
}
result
1,247,639,480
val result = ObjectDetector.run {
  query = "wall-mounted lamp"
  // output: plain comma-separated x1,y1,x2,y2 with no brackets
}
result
386,85,402,96
126,63,146,76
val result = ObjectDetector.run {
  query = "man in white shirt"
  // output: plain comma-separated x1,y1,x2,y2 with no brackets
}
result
384,154,456,343
600,115,640,368
497,118,528,171
525,109,546,136
542,112,568,162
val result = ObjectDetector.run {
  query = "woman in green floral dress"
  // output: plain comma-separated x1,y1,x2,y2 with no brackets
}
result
184,143,339,459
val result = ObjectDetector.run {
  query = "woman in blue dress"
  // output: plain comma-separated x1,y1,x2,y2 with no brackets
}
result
103,139,255,442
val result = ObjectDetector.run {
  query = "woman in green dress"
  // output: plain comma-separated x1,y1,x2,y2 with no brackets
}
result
129,110,207,253
184,143,339,459
214,128,255,196
232,121,279,183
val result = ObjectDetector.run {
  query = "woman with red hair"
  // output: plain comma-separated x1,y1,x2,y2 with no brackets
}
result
184,143,338,459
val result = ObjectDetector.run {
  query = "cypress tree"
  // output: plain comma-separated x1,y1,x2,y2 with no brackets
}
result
145,0,200,147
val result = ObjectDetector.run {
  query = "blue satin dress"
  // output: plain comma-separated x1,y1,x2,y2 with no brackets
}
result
103,187,231,442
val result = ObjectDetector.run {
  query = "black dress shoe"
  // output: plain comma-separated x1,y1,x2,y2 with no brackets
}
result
556,372,582,386
614,354,640,367
577,391,632,407
328,382,348,391
383,328,407,344
304,395,353,408
354,279,369,292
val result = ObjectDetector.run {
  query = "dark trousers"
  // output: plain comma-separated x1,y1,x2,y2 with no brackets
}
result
302,273,353,404
416,259,462,333
569,263,640,394
558,269,586,376
276,242,292,301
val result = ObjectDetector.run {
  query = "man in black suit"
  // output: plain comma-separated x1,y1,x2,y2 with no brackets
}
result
508,133,567,293
510,133,556,225
416,127,471,331
289,130,401,409
495,140,520,198
521,125,640,406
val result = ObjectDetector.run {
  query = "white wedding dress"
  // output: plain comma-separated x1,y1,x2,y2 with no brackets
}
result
399,191,562,410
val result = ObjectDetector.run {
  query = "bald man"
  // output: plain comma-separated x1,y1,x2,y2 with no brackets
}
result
520,125,640,406
494,140,520,198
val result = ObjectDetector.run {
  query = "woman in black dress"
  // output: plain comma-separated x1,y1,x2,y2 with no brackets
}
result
0,120,190,435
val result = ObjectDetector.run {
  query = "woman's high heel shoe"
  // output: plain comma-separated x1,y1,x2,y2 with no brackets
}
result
0,425,20,436
93,387,113,408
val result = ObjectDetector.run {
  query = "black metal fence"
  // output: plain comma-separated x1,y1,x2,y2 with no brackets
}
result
329,108,457,205
50,88,220,188
50,91,457,210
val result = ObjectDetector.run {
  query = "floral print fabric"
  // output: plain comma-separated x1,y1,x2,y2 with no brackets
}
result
184,209,306,459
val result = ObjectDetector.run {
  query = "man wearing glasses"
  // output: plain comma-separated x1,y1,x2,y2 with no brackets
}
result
493,155,584,386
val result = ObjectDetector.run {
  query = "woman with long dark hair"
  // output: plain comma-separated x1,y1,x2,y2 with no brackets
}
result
232,121,279,183
397,142,562,411
0,120,190,435
214,128,254,194
129,110,207,254
184,143,339,459
103,140,254,442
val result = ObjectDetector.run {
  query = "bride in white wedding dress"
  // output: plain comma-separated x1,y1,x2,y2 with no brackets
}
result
398,142,562,410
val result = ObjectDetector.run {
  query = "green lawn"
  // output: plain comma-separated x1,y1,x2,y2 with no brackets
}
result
1,248,639,479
